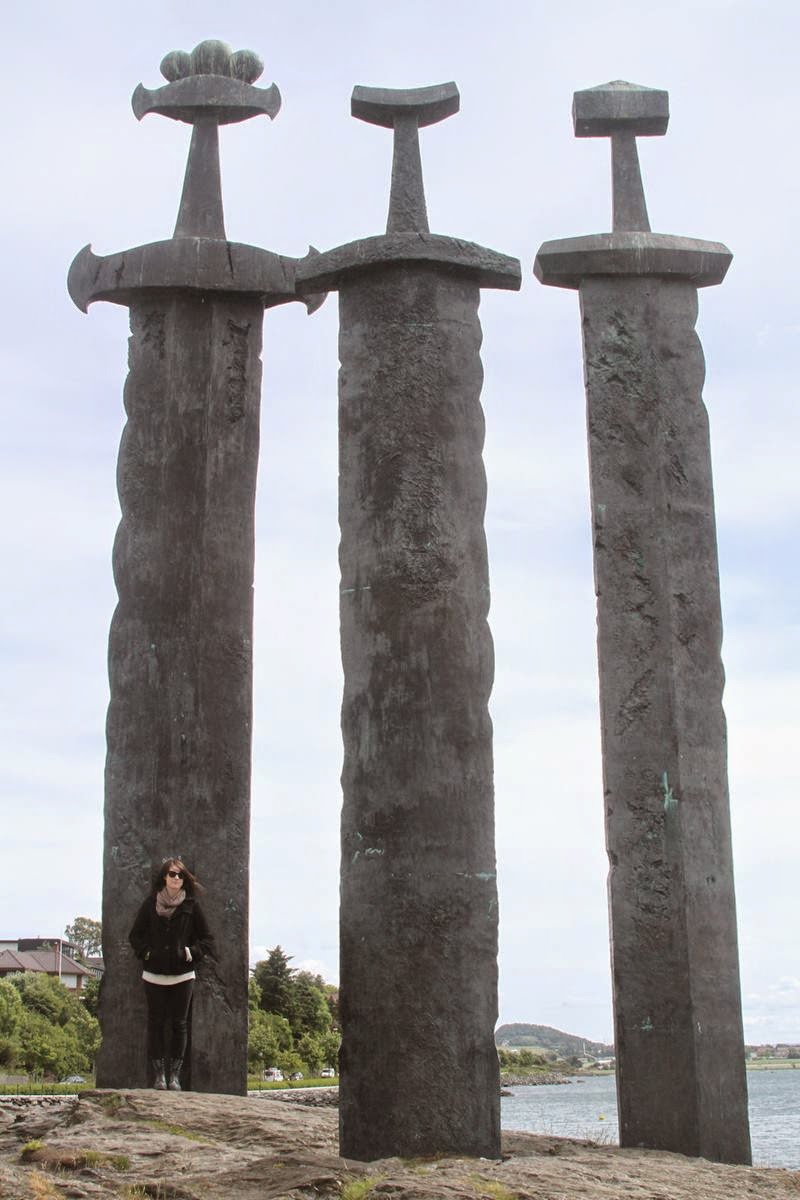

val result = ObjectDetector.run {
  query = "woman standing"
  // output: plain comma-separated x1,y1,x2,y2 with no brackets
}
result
129,858,214,1090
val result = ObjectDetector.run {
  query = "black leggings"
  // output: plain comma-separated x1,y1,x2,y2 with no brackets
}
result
144,979,194,1061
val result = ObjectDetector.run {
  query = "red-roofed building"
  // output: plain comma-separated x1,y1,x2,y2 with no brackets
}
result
0,947,93,993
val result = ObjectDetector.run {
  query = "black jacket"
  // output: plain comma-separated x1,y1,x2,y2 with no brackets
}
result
129,894,214,977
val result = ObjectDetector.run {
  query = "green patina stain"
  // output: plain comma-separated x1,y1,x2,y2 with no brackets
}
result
641,1016,654,1032
364,847,384,856
662,771,677,811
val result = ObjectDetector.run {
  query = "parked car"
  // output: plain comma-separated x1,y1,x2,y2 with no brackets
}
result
263,1067,284,1081
320,1067,335,1078
289,1071,303,1080
60,1075,86,1084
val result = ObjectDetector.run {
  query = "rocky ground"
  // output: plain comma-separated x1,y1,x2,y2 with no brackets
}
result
1,1089,798,1200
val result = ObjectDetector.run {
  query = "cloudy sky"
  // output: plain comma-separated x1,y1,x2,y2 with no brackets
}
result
1,1,797,1046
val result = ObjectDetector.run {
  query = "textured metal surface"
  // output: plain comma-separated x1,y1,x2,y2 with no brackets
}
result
96,294,263,1094
337,264,499,1159
534,82,750,1164
581,276,750,1163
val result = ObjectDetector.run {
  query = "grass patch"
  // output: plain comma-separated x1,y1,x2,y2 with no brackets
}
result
124,1185,193,1200
20,1141,131,1172
1,1082,95,1096
27,1170,60,1199
140,1118,209,1143
79,1149,131,1170
79,1149,103,1166
123,1186,177,1200
469,1179,518,1200
341,1176,385,1199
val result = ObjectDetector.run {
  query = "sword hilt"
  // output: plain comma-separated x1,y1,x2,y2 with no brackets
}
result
131,40,281,241
352,83,459,234
573,80,669,233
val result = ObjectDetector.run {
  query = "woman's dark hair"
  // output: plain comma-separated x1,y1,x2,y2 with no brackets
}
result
152,857,204,897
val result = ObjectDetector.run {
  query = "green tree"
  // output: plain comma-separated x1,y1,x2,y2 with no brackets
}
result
9,973,72,1025
262,1011,294,1053
288,972,332,1039
319,1030,340,1071
248,1010,281,1072
296,1032,323,1075
71,1000,101,1067
64,918,102,959
277,1049,304,1078
253,947,294,1019
0,977,22,1068
0,1036,17,1067
324,985,340,1030
8,972,100,1077
0,979,24,1038
81,976,101,1018
18,1011,84,1078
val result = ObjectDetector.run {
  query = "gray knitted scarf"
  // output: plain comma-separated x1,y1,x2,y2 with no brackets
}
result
155,887,186,918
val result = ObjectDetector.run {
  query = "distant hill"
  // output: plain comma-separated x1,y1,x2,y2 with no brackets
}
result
496,1023,614,1059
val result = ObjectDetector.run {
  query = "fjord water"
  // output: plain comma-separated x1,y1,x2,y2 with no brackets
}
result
501,1070,800,1168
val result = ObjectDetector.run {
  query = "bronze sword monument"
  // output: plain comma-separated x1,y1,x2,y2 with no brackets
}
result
297,83,520,1161
68,40,321,1094
535,81,751,1163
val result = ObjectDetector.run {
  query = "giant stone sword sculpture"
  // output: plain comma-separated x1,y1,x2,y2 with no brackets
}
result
296,84,520,1161
68,40,322,1095
535,82,751,1164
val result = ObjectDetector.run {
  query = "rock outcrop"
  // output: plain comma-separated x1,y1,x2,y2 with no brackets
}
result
1,1089,798,1199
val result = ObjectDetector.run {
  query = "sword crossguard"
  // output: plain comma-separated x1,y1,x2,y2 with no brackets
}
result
351,83,460,234
131,40,281,240
573,80,669,233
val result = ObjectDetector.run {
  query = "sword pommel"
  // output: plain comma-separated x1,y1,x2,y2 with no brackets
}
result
573,80,668,138
572,81,669,233
132,40,280,126
352,82,459,129
351,82,460,235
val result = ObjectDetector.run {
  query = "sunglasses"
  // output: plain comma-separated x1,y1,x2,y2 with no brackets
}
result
167,870,184,879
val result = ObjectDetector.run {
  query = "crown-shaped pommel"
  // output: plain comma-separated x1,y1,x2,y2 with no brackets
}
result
352,82,459,234
132,40,279,125
572,81,669,232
